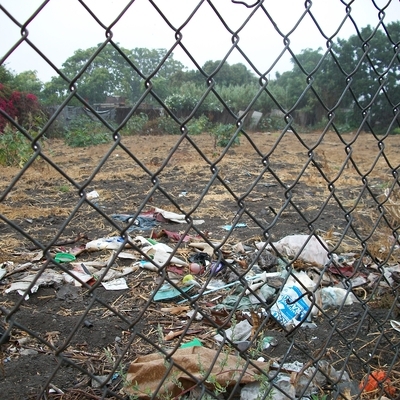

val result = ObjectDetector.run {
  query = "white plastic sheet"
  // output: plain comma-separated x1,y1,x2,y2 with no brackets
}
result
258,234,330,266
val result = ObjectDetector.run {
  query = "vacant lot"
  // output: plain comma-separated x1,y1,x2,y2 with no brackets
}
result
1,130,399,399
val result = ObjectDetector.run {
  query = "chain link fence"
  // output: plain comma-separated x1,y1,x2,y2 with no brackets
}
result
1,1,400,399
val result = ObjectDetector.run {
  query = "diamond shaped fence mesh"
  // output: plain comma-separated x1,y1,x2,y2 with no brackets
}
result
1,1,400,399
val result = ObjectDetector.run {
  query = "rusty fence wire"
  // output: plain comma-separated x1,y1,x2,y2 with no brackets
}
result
1,1,400,399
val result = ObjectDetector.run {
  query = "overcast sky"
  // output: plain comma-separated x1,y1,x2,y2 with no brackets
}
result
1,0,399,83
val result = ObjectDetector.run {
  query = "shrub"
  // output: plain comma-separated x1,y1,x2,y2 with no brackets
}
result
165,93,197,116
0,123,32,167
155,116,180,135
210,123,240,147
122,113,149,135
0,110,46,167
65,116,111,147
0,83,41,132
185,115,210,135
258,115,285,132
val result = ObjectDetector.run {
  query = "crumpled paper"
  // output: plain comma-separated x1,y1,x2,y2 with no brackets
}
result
124,347,268,399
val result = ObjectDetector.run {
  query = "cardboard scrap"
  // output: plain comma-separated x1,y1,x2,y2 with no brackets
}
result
124,347,268,399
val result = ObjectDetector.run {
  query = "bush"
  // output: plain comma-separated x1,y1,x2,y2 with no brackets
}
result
0,111,47,167
165,93,197,116
0,123,33,167
0,83,42,132
65,117,111,147
122,113,149,135
258,115,285,132
155,116,180,135
210,123,240,147
186,115,210,135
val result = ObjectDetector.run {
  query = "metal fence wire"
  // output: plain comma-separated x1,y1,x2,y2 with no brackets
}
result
1,1,400,399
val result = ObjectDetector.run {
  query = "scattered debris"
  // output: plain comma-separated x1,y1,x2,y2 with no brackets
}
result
101,277,129,290
54,252,76,263
222,223,248,230
86,190,99,200
260,234,330,267
124,347,269,399
359,369,396,396
2,210,399,398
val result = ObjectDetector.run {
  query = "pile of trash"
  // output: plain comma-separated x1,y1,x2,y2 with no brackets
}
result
1,205,399,399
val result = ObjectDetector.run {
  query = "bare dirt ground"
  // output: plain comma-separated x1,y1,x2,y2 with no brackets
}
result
1,130,400,399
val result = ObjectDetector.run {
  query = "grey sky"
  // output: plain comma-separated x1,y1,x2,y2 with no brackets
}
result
1,0,399,83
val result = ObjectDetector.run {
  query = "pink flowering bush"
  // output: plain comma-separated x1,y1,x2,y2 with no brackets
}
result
0,83,44,166
0,83,41,132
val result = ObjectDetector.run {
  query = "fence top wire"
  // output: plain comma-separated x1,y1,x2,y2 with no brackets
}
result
1,1,400,399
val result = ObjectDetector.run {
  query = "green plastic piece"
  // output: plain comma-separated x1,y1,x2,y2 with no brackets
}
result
153,284,193,301
180,338,203,348
54,253,76,263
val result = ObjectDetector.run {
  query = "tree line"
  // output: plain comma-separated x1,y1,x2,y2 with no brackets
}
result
1,20,399,134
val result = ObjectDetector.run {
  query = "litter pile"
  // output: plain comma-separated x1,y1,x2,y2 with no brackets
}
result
1,205,399,399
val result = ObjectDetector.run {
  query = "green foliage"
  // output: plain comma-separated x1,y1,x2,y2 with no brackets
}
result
310,393,328,400
121,114,210,136
12,70,43,97
219,84,260,114
0,65,14,85
42,45,185,105
272,21,400,132
122,113,149,135
202,60,257,86
165,93,198,115
211,123,240,147
0,111,46,167
254,369,273,400
0,124,32,167
58,184,70,193
392,127,400,135
4,19,398,132
258,115,285,132
155,116,180,135
65,116,111,147
186,115,210,135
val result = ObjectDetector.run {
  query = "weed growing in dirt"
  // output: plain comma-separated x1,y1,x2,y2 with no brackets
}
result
247,336,265,360
310,393,328,400
186,115,210,135
58,184,70,193
211,123,240,148
254,368,273,400
103,347,148,400
204,347,233,397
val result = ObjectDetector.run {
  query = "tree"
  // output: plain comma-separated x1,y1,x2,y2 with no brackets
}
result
273,48,334,125
270,21,400,131
200,60,256,86
12,70,43,97
333,21,400,131
0,65,14,86
42,44,185,105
